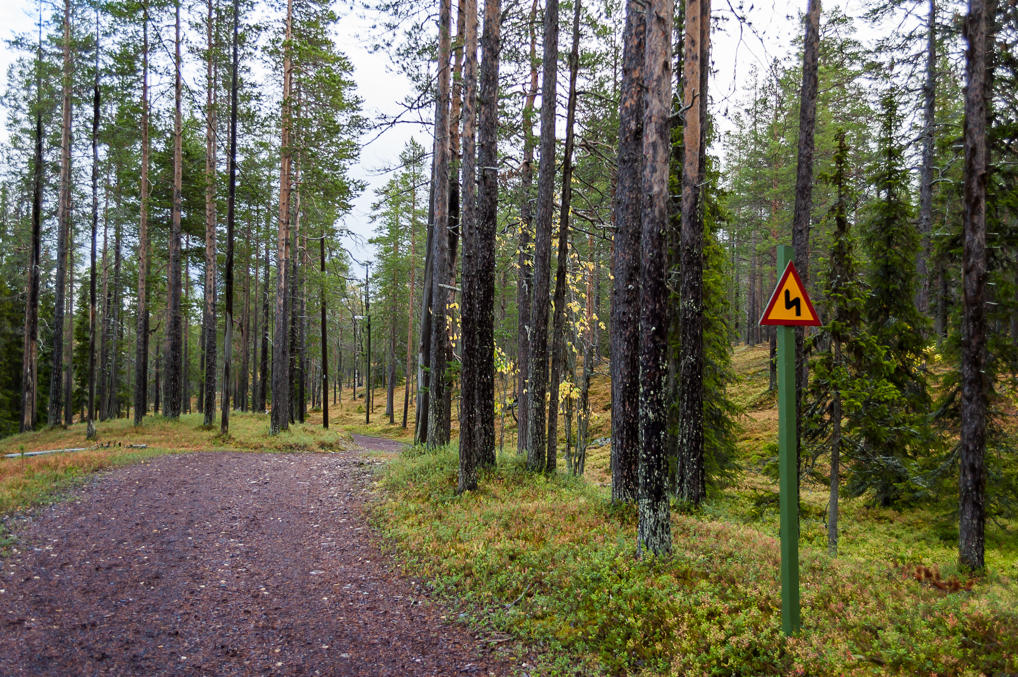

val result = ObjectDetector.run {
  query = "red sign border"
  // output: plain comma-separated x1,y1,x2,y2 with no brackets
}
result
759,260,821,327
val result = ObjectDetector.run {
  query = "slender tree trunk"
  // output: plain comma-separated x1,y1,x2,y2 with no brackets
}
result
403,162,420,430
676,0,710,505
458,0,480,492
320,234,329,429
222,0,239,434
474,0,500,469
638,0,674,556
49,0,73,427
271,0,294,434
240,227,251,412
165,0,184,419
828,338,842,557
958,0,991,572
98,173,111,420
547,0,582,473
64,246,74,426
86,10,101,438
610,0,645,501
792,0,821,466
21,13,44,432
916,0,937,315
202,0,219,427
516,0,539,457
527,0,560,471
183,238,191,413
110,186,123,418
259,236,269,412
427,0,454,448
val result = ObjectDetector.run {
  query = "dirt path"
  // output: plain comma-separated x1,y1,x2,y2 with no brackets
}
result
0,443,516,676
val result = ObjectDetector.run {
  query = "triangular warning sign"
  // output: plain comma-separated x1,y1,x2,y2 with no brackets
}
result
759,261,821,326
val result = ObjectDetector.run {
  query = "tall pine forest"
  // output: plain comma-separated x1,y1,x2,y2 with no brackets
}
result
0,0,1017,672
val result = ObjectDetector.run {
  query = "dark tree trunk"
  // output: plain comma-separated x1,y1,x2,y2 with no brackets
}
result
547,0,582,474
427,0,454,448
526,0,560,471
516,0,539,457
474,0,500,470
271,0,294,434
109,185,123,419
258,236,269,413
49,0,73,427
916,0,937,315
165,0,184,419
458,0,480,492
202,0,219,428
87,11,101,439
609,0,645,502
320,233,329,429
676,0,710,505
958,0,991,572
133,1,150,427
222,0,239,434
638,0,674,556
791,0,821,463
21,18,44,432
403,156,420,430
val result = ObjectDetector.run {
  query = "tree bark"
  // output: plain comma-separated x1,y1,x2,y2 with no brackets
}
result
547,0,582,474
222,0,240,434
958,0,991,572
610,0,645,501
638,0,674,556
676,0,709,505
916,0,937,315
792,0,821,465
165,0,184,419
320,233,329,429
526,0,560,471
271,0,294,434
474,0,500,470
21,15,44,432
202,0,219,427
87,10,101,439
458,0,480,493
516,0,539,457
426,0,454,448
49,0,73,427
134,0,150,426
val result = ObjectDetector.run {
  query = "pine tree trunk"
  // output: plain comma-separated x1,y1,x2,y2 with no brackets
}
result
202,0,219,427
958,0,991,572
271,0,294,434
110,186,123,418
547,0,582,474
259,236,269,413
828,337,842,557
403,157,420,430
426,0,454,448
610,0,645,501
527,0,560,471
792,0,821,468
240,226,251,412
49,0,73,427
474,0,500,469
516,0,539,457
222,0,239,434
86,11,101,438
21,18,44,432
458,0,480,492
916,0,937,315
98,173,111,420
320,233,329,429
638,0,674,556
676,0,709,505
165,0,184,420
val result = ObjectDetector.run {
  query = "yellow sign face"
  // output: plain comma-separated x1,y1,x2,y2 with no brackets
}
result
759,261,821,327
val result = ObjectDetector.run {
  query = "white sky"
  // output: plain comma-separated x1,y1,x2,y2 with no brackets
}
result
0,0,874,263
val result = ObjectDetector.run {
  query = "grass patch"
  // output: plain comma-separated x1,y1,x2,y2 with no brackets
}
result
374,445,1018,676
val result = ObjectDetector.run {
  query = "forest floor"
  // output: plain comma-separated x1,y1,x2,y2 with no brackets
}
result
1,346,1017,674
0,441,523,676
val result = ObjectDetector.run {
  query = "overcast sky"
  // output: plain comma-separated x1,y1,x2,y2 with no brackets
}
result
0,0,871,263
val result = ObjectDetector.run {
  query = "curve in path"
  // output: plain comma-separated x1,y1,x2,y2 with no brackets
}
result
0,447,513,676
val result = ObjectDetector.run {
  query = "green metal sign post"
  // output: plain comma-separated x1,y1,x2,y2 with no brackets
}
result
760,245,821,636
